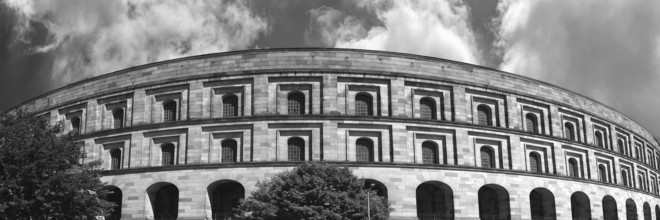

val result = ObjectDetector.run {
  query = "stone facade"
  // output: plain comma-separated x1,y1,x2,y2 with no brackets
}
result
12,48,660,220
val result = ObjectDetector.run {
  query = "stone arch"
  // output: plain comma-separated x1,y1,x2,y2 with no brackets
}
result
147,182,179,220
529,187,556,220
416,181,454,219
602,195,618,220
103,185,122,220
644,202,652,220
363,179,387,199
626,199,638,220
570,191,591,220
207,180,245,220
478,184,510,220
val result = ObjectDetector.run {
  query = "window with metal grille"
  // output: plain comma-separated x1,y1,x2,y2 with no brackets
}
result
622,170,629,187
525,113,538,133
287,138,305,162
355,93,373,116
221,140,237,163
529,152,541,173
287,92,305,115
222,95,238,117
71,117,81,133
477,105,492,126
161,143,175,166
568,158,578,177
618,139,626,155
419,98,436,120
480,146,494,168
163,101,177,122
598,165,607,182
564,122,575,141
111,149,121,170
356,138,373,162
421,141,437,164
113,108,124,129
595,131,604,148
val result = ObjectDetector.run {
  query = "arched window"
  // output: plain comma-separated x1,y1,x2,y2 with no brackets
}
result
598,165,607,182
419,97,436,120
356,138,374,162
568,158,579,178
480,146,495,168
104,186,123,220
287,137,305,162
163,101,177,122
626,199,638,220
571,192,591,220
113,108,124,129
221,139,237,163
71,117,81,133
602,196,617,220
644,202,652,220
477,105,492,126
564,122,575,141
529,152,542,173
363,179,388,198
654,205,660,220
421,141,438,164
478,184,511,220
595,131,604,148
111,149,121,170
149,183,179,220
222,95,238,117
529,188,556,220
355,93,373,116
622,169,629,187
287,92,305,115
161,143,175,166
208,181,245,219
416,181,454,219
525,113,538,134
618,139,626,155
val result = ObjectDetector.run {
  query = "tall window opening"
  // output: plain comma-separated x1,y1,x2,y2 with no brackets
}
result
598,165,608,182
571,192,591,220
478,184,511,220
222,95,238,117
480,146,495,168
626,199,638,220
71,117,81,133
105,186,123,220
421,141,438,164
602,196,617,220
163,101,177,122
595,131,604,148
564,122,575,141
477,105,492,126
529,152,542,173
525,113,538,134
221,139,237,163
208,181,245,220
618,139,626,155
622,170,630,187
416,181,454,220
355,93,373,116
111,149,121,170
149,183,179,220
356,138,374,162
644,203,652,220
420,97,436,120
568,158,579,178
287,92,305,115
529,188,556,220
161,143,175,166
287,137,305,162
113,108,124,129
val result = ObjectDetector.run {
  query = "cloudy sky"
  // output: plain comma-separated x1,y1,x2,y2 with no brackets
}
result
1,0,659,138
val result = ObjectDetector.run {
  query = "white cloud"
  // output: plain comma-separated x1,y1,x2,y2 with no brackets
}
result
4,0,270,84
495,0,660,136
307,0,481,64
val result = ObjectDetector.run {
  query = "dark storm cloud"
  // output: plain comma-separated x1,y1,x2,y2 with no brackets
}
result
495,0,660,137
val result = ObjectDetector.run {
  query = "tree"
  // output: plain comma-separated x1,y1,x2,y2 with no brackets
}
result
0,110,114,219
235,162,390,220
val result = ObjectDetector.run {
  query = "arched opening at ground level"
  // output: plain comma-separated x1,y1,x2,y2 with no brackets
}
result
626,199,638,220
416,181,454,220
602,195,618,220
529,187,556,220
478,184,510,220
644,202,652,220
364,179,388,199
103,186,122,220
147,182,179,220
571,191,591,220
207,180,245,220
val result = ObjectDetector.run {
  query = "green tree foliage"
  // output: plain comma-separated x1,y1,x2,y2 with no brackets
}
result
0,111,114,219
235,162,389,220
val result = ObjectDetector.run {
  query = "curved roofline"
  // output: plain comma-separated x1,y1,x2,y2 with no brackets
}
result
5,48,643,132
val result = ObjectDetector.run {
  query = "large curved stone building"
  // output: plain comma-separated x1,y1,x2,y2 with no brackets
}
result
12,48,660,220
